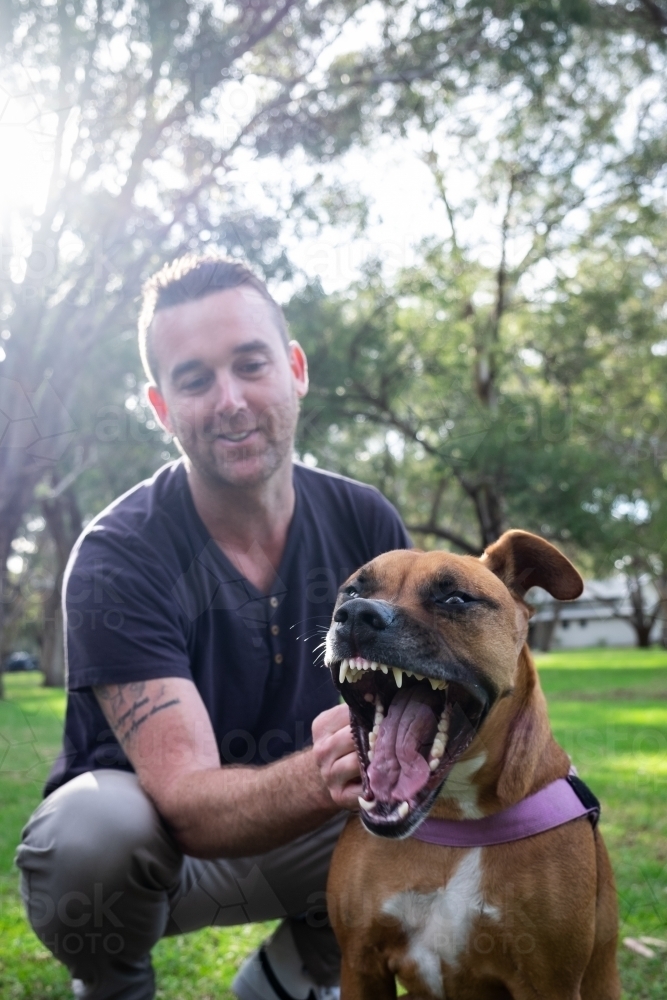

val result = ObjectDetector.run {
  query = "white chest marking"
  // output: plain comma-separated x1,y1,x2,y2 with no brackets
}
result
382,847,500,999
438,752,487,818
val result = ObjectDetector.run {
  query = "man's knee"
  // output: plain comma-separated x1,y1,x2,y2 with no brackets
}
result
20,770,164,872
16,769,181,938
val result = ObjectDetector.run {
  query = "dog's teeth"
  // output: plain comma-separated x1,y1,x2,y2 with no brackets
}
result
380,664,388,674
339,659,349,683
392,667,403,688
429,678,438,690
438,719,449,734
370,661,378,671
368,749,374,762
358,796,376,812
369,732,377,747
398,801,410,819
429,757,440,771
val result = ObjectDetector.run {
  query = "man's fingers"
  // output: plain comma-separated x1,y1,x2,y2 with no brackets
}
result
328,749,361,788
326,749,364,811
312,702,368,810
311,702,350,741
321,719,356,757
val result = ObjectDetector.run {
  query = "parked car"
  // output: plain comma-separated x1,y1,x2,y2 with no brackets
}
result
3,651,40,672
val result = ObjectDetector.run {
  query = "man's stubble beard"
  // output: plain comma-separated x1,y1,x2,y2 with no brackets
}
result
175,392,301,491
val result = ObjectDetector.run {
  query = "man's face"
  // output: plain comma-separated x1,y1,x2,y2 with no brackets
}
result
147,287,308,489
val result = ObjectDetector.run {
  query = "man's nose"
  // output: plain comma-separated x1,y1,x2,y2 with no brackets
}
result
333,598,395,638
212,372,247,414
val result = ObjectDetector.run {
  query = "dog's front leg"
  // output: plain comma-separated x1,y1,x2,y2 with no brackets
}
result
340,959,396,1000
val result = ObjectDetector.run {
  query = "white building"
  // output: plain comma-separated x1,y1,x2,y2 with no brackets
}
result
528,576,662,651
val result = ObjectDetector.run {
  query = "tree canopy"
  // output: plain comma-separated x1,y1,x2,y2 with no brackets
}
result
2,0,667,679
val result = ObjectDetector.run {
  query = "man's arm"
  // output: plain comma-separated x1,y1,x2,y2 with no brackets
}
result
94,677,360,858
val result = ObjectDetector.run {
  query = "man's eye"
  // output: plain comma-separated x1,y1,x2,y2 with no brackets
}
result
238,360,267,375
180,374,213,392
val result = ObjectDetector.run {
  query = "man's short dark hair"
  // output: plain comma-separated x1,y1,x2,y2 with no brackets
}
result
138,254,289,385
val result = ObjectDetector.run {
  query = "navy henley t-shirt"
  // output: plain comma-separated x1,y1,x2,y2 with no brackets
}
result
45,460,411,796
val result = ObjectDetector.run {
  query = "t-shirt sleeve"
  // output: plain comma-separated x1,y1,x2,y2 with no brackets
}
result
64,528,192,691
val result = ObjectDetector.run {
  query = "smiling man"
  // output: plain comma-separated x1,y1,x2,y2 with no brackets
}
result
16,256,411,1000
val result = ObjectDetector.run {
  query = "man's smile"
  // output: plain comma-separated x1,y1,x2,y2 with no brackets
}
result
216,429,258,443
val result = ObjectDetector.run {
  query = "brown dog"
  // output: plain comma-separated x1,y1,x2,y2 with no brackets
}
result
324,531,619,1000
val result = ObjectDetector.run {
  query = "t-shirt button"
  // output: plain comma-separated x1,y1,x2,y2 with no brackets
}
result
274,653,283,664
269,596,279,608
271,625,280,636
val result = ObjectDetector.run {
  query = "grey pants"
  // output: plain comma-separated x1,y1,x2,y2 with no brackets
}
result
15,769,347,1000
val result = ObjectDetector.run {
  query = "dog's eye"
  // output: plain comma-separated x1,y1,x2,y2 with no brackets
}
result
344,585,358,597
434,590,474,607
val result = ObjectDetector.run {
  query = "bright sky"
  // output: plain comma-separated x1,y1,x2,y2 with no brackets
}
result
0,102,449,301
2,14,665,307
0,1,460,300
245,137,454,295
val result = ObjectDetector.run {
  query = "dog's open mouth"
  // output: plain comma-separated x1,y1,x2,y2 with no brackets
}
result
331,657,489,838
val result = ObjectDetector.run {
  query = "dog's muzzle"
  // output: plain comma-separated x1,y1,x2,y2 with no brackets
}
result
326,598,494,839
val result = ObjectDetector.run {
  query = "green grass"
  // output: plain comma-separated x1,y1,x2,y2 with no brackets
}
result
0,675,271,999
1,651,666,998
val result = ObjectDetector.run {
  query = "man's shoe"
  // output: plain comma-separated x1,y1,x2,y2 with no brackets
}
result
231,922,339,1000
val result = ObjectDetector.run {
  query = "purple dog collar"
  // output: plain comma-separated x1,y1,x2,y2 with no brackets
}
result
410,773,600,848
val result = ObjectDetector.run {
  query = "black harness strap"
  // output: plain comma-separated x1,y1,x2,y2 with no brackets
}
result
567,773,601,828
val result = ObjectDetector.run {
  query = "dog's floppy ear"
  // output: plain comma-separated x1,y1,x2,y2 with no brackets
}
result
481,530,583,601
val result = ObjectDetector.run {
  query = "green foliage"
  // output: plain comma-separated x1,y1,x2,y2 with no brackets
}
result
3,0,667,654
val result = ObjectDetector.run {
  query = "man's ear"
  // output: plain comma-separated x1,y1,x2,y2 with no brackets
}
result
147,385,174,435
481,530,583,601
289,340,309,399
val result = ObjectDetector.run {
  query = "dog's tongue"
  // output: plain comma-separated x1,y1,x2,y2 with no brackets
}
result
368,685,439,804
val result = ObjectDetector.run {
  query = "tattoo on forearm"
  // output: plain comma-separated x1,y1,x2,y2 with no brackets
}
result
94,682,181,747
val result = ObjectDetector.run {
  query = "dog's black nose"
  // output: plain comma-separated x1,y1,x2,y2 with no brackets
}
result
334,598,393,633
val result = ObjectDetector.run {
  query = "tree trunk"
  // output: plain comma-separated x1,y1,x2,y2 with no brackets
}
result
0,477,38,698
40,488,82,688
469,480,505,547
540,602,562,652
625,570,656,649
632,623,652,648
41,600,65,688
654,574,667,649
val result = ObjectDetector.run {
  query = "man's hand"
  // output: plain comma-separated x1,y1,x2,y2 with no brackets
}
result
312,703,362,812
